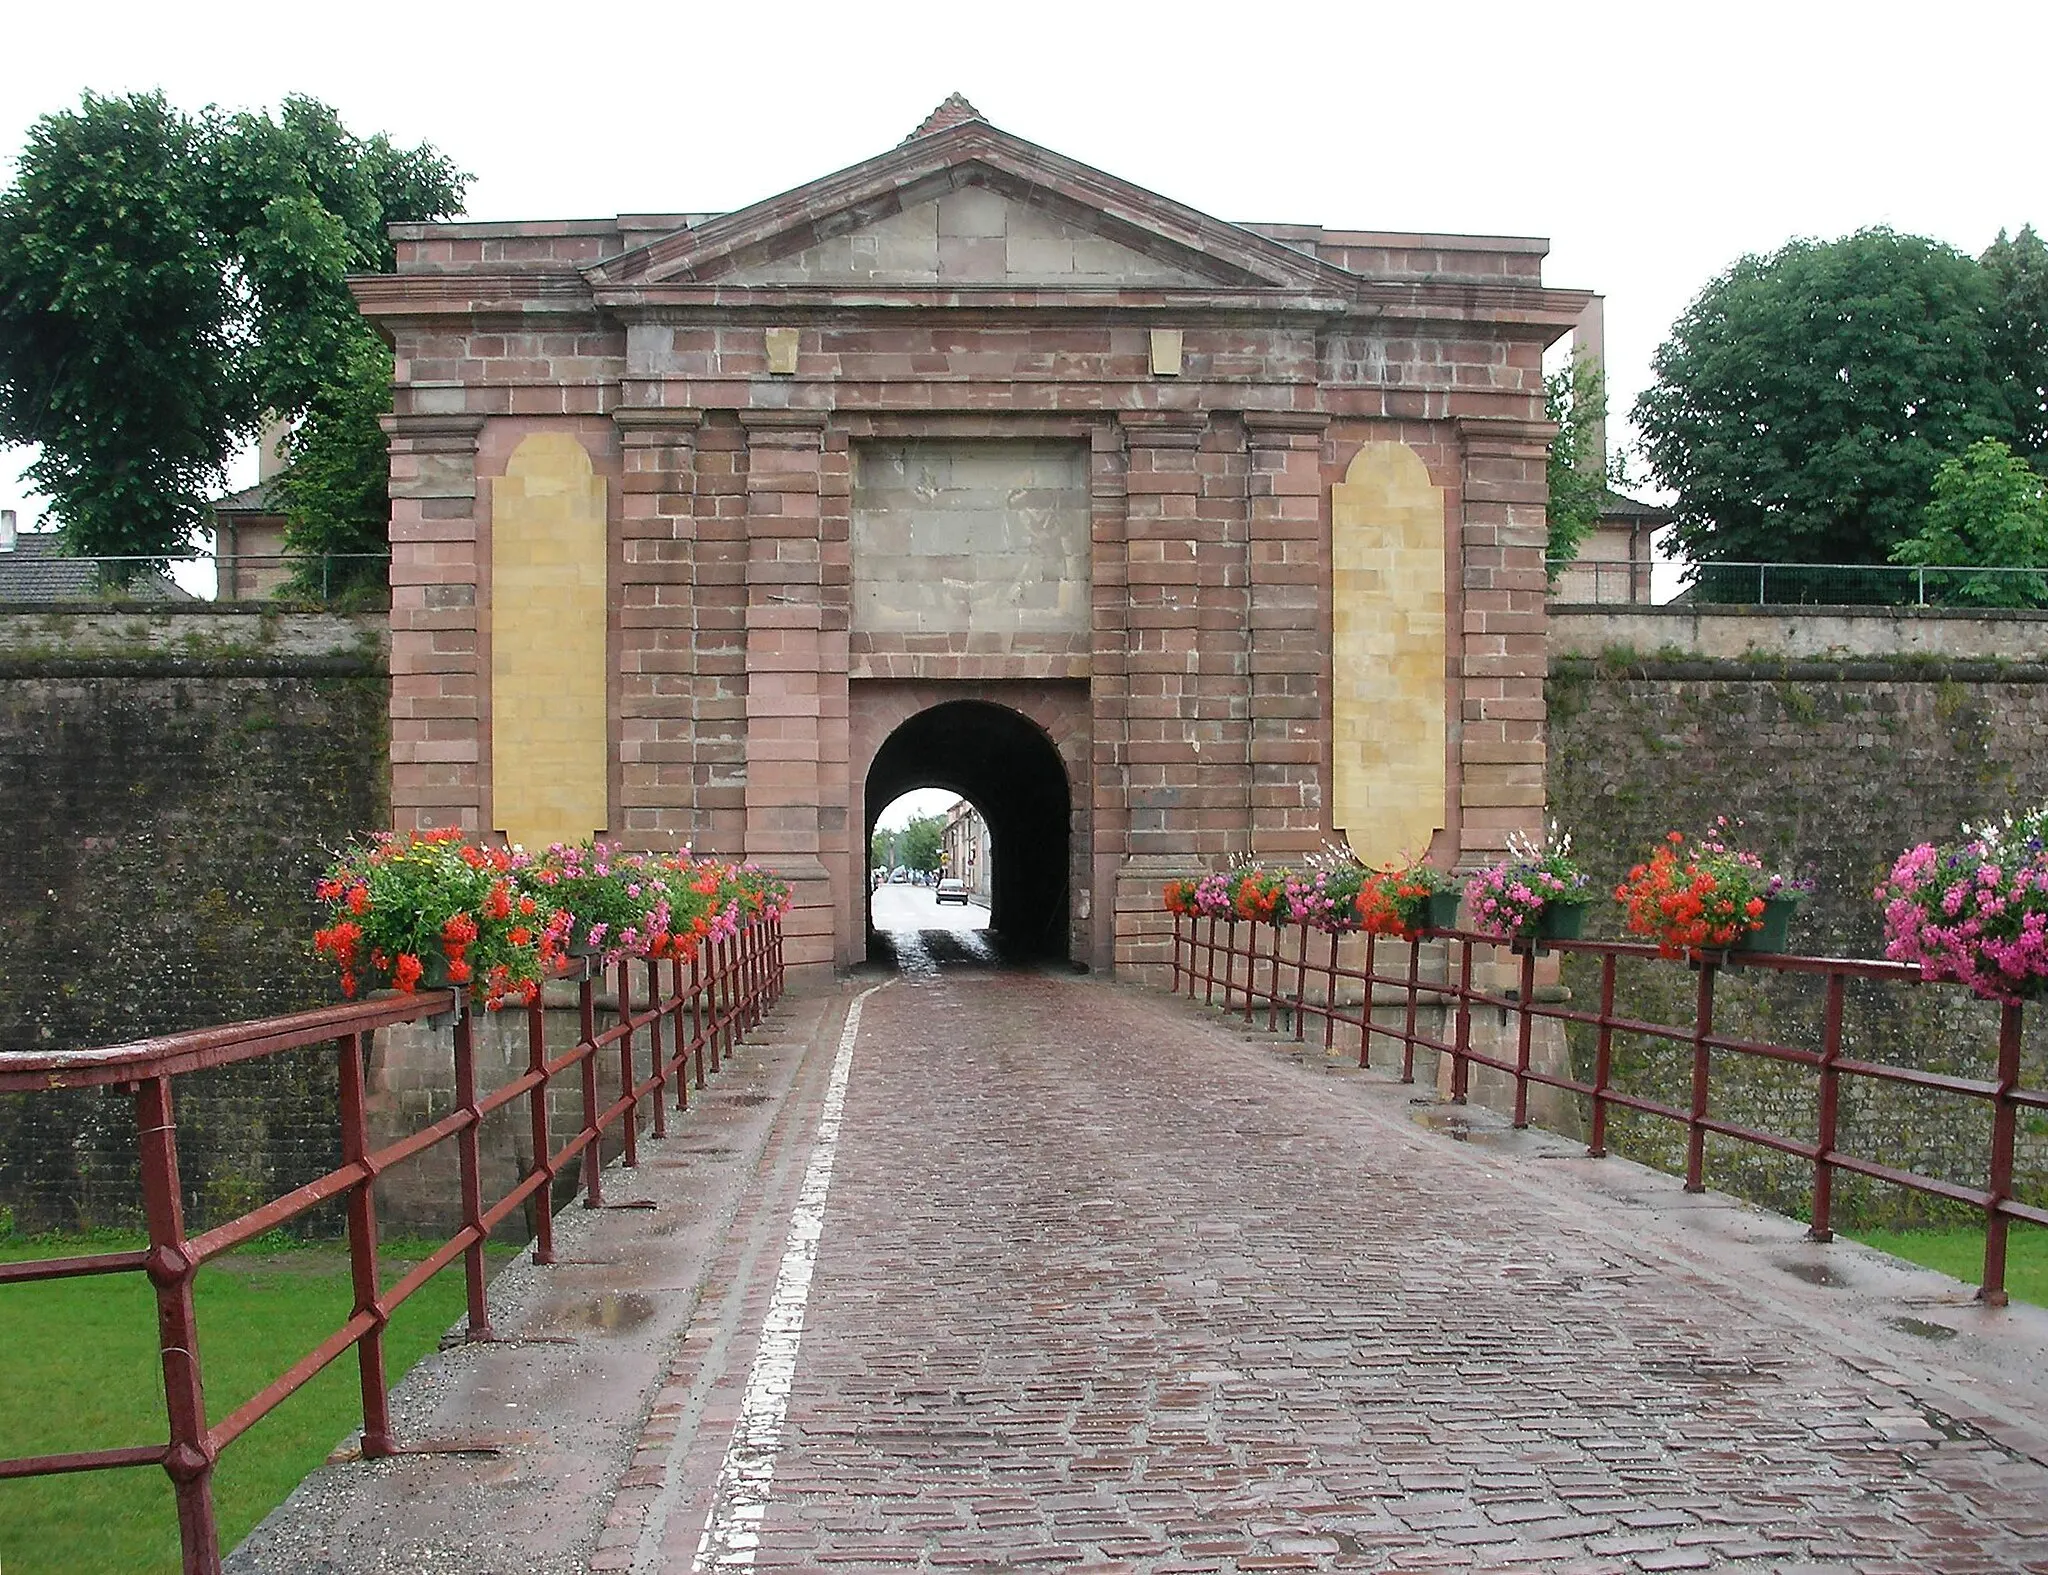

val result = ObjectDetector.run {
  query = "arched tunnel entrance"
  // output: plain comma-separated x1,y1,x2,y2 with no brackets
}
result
865,700,1072,962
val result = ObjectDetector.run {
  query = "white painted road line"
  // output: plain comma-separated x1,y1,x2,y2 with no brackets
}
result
678,985,880,1572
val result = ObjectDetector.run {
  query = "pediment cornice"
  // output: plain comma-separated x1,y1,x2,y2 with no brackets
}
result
582,120,1365,299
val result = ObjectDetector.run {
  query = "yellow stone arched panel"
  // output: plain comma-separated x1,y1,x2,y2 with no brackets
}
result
1332,443,1446,868
490,431,608,850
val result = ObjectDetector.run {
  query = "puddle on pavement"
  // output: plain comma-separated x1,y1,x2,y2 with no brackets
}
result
1776,1258,1852,1288
1411,1109,1510,1146
715,1094,769,1107
1887,1315,1959,1342
546,1290,657,1336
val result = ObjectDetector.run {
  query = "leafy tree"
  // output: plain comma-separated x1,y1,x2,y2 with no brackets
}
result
1981,225,2048,463
271,334,398,597
1890,437,2048,605
896,814,946,874
1633,229,2018,572
0,93,245,562
0,92,464,569
870,828,900,871
1544,349,1609,577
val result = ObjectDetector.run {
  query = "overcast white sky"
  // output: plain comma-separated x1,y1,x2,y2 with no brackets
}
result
4,0,2044,536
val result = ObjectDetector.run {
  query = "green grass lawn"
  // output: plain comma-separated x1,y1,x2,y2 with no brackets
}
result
1850,1219,2048,1306
0,1232,511,1575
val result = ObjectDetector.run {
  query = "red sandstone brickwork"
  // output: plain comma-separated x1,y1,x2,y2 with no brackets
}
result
355,113,1587,981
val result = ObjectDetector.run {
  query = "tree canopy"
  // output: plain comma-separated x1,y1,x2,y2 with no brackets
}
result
1544,349,1609,576
1981,225,2048,462
0,91,464,566
1890,437,2048,605
897,814,946,874
1632,228,2023,569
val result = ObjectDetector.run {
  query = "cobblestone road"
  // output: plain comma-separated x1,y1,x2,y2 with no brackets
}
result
615,961,2048,1574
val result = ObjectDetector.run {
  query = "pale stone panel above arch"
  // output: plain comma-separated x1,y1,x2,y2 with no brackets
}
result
490,431,608,850
1331,443,1447,868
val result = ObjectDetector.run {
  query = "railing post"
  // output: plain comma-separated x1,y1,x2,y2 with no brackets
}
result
1360,931,1378,1069
1452,940,1473,1104
1292,923,1310,1043
1324,929,1339,1054
1171,913,1184,994
669,955,691,1111
451,1006,495,1340
1243,921,1259,1025
1587,953,1617,1158
136,1074,222,1574
616,959,640,1168
691,945,711,1084
1684,960,1717,1193
1809,972,1845,1242
1266,921,1282,1033
1512,945,1537,1129
1203,917,1218,1005
578,970,604,1207
1983,1001,2024,1305
525,995,556,1265
1400,938,1421,1084
338,1030,394,1454
644,957,668,1139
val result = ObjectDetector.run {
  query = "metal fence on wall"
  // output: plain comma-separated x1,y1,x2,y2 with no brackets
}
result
1553,557,2048,608
0,550,390,605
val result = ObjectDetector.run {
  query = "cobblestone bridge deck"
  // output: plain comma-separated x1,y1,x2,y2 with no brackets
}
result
235,932,2048,1574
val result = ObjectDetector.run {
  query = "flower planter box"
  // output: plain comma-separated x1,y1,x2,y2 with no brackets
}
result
1425,891,1462,930
1537,899,1588,941
1735,894,1803,954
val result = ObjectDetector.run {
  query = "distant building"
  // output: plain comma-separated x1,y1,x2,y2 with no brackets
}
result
941,798,992,907
1550,489,1672,604
210,480,293,602
0,512,192,602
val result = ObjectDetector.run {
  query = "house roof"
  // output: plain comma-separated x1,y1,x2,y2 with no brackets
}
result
0,533,195,602
1596,488,1672,525
213,479,282,516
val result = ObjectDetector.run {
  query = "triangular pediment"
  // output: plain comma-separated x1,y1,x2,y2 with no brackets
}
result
587,121,1358,299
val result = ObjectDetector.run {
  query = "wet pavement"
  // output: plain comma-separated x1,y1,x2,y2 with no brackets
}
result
239,956,2048,1573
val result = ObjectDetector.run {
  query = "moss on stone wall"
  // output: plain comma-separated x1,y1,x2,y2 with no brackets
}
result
1548,669,2048,1227
0,666,388,1231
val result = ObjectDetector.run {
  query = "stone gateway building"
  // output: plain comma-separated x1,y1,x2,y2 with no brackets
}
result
353,96,1590,983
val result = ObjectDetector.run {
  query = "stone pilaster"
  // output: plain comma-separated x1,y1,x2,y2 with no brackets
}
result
1090,420,1132,971
383,412,486,836
689,415,750,857
1246,412,1330,857
1119,411,1246,864
1455,414,1556,860
613,407,702,848
738,411,835,976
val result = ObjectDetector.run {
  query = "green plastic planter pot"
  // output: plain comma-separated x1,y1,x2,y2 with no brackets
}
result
1426,891,1462,930
1534,899,1589,942
1736,894,1804,954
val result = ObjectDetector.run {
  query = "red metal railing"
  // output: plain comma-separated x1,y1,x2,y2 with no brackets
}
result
0,915,784,1575
1169,913,2048,1304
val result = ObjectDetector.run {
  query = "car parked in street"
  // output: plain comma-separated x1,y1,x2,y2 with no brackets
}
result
936,878,971,905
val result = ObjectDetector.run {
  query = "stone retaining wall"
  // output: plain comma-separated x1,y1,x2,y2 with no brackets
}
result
1546,607,2048,1225
0,610,388,1231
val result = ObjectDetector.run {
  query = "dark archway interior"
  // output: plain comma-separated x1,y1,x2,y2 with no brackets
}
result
866,701,1070,959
